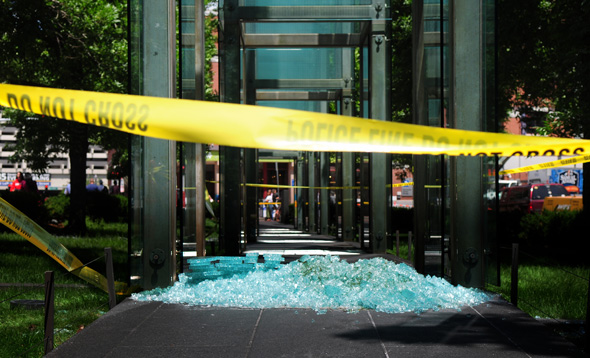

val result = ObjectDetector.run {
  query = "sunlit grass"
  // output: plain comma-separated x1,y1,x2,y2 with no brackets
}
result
384,234,589,322
386,233,414,262
0,286,112,358
487,264,589,320
0,220,127,357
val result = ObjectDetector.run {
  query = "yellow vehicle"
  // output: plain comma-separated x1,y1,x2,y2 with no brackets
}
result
542,196,583,211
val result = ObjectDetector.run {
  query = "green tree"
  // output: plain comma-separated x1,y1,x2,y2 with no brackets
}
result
496,0,556,126
539,1,590,218
390,0,413,176
391,0,412,124
540,2,590,138
0,0,128,234
498,0,590,142
204,2,219,101
497,0,590,212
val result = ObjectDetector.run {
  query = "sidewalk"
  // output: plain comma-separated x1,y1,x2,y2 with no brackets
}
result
47,221,587,358
47,298,586,358
244,219,403,265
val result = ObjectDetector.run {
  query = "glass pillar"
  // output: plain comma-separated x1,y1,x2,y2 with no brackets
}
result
413,0,497,287
320,152,330,235
449,0,496,288
369,10,392,253
243,49,258,243
180,0,207,259
341,46,356,242
413,0,450,278
219,0,242,256
129,0,177,290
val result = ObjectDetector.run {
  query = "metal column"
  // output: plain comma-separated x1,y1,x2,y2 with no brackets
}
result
181,0,207,258
341,152,356,242
341,47,356,242
307,152,317,233
296,153,306,230
411,0,427,275
320,152,330,235
219,0,242,255
369,6,392,253
449,0,486,288
129,0,177,289
243,49,258,243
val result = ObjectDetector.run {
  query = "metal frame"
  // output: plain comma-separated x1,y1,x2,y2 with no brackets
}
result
180,0,207,261
129,0,177,290
412,0,497,288
216,0,391,252
130,0,497,289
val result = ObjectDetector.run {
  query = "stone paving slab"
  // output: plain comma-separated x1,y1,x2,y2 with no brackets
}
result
47,297,586,358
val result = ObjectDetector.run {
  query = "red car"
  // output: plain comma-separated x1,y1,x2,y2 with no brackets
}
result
499,183,569,214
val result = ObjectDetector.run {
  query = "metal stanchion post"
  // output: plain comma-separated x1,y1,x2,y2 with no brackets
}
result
44,271,54,355
408,231,412,262
105,247,117,309
396,230,400,257
585,270,589,354
511,243,519,306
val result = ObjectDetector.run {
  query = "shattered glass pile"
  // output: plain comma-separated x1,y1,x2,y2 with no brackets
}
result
183,252,284,283
132,254,492,314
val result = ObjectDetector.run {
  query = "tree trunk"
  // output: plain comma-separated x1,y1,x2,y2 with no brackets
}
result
67,122,89,236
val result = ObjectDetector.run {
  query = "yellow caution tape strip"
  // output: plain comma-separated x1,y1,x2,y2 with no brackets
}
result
390,182,413,188
203,181,414,190
0,197,131,295
247,183,356,190
499,154,590,175
1,84,589,156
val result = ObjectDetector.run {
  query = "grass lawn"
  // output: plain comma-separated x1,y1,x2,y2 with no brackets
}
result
485,245,589,322
387,239,588,321
0,220,128,357
386,233,414,262
486,251,589,350
1,286,111,357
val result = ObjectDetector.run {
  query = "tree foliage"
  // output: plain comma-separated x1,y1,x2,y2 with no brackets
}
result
1,0,128,166
204,3,219,101
0,0,128,234
390,0,412,124
497,0,590,137
496,0,556,123
390,0,413,176
540,1,590,138
497,0,590,215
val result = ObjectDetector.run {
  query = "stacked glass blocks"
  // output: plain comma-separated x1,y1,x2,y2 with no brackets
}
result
187,252,285,284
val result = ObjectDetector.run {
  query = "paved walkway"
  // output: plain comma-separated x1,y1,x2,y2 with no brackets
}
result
244,219,407,265
47,221,587,358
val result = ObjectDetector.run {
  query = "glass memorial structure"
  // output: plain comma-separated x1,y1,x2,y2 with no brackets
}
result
128,0,498,290
413,0,498,287
216,0,393,256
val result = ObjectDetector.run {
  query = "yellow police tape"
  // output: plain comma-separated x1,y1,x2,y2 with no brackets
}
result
0,83,584,286
0,197,131,295
499,154,590,175
1,83,589,157
204,181,413,190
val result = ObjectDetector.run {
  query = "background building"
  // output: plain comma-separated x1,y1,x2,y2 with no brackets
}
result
501,110,584,193
0,108,113,191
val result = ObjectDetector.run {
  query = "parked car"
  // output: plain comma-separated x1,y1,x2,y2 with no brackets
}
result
485,179,521,201
499,179,519,190
499,183,569,214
